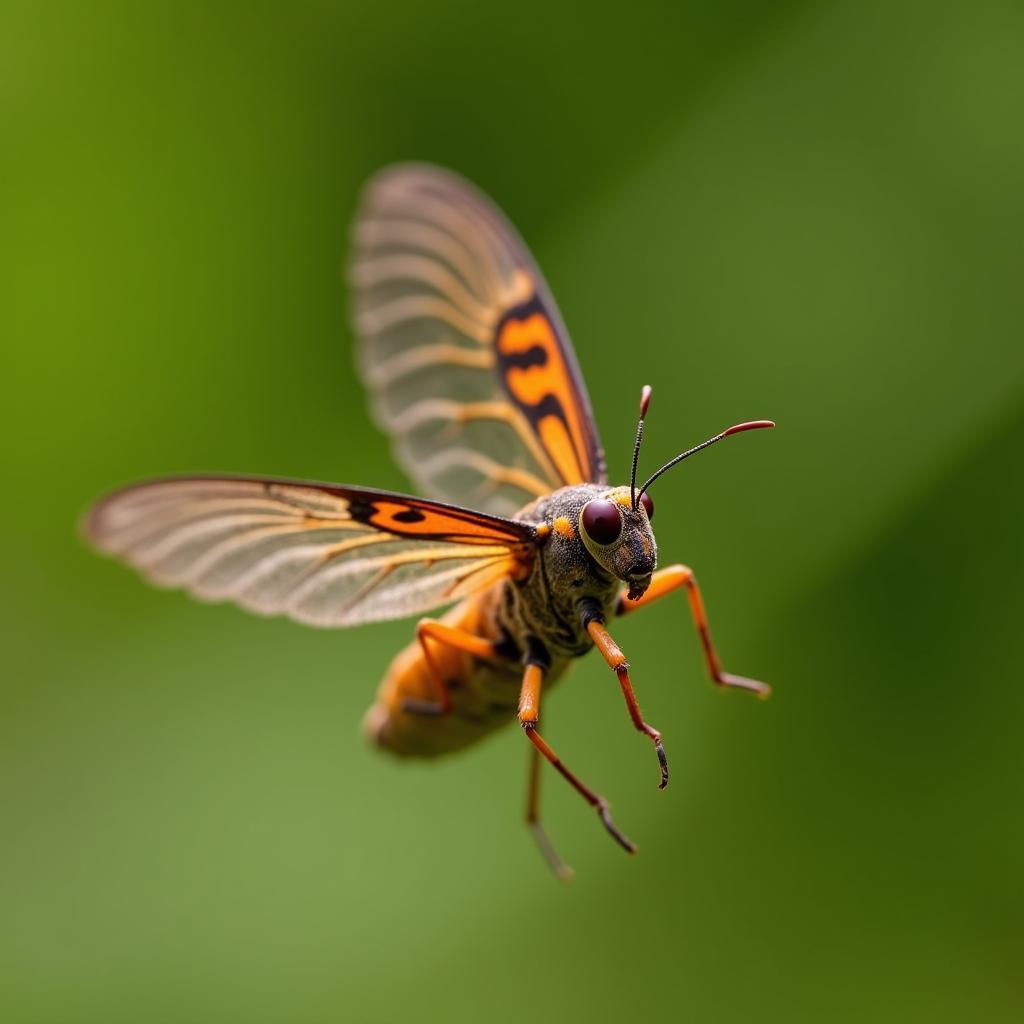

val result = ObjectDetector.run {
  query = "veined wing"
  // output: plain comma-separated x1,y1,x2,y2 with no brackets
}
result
350,164,606,517
84,477,536,627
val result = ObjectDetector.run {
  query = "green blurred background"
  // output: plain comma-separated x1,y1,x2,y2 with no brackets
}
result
3,1,1023,1021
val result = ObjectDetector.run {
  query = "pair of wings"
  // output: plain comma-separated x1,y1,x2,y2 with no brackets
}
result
87,165,607,628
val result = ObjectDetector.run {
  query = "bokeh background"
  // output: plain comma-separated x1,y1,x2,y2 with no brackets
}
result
3,1,1023,1021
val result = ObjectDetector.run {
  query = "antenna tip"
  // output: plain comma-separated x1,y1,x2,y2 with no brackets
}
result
723,419,775,437
639,385,653,418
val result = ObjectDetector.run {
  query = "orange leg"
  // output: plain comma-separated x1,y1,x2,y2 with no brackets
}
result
585,618,669,790
518,662,637,857
402,618,499,716
617,564,771,698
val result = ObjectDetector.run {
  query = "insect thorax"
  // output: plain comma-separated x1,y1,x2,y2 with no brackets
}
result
497,485,630,659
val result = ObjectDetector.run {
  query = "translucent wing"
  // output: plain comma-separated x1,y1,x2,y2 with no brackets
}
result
85,477,536,627
350,163,606,517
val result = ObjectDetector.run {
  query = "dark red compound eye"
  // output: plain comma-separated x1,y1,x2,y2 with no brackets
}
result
639,492,654,521
581,499,622,545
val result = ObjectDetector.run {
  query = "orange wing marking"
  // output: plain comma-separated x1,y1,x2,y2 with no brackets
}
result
496,309,592,485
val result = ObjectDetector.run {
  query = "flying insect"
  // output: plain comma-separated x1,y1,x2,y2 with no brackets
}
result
85,165,773,877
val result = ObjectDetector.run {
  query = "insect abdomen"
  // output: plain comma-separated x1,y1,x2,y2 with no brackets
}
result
360,490,614,760
362,590,527,758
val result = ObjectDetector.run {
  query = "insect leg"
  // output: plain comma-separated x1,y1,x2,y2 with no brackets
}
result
525,743,574,881
404,619,499,716
616,564,771,698
578,602,669,790
518,662,637,855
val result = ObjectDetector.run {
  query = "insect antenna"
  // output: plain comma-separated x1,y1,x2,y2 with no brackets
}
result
637,419,774,501
630,385,653,510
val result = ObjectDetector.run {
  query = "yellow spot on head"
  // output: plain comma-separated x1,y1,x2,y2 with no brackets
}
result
613,492,632,508
535,523,551,539
553,516,575,540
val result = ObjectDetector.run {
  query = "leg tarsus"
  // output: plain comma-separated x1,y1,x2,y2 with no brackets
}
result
529,821,575,881
595,797,638,854
616,665,670,790
522,720,637,856
650,728,669,790
716,671,772,699
526,745,574,881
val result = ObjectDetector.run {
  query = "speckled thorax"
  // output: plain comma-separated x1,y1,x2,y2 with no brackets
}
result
496,484,651,660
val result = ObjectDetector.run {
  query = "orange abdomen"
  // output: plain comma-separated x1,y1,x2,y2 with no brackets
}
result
362,586,570,758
